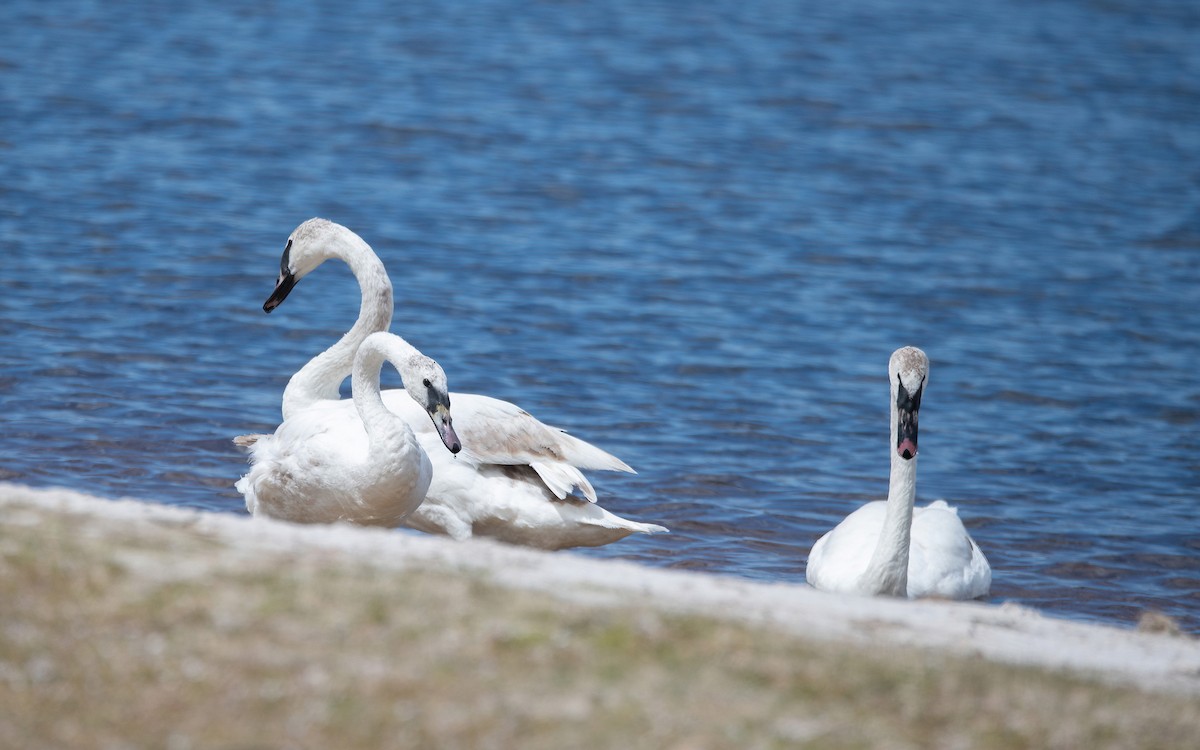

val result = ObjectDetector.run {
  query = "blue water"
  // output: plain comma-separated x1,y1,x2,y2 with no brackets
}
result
2,0,1198,632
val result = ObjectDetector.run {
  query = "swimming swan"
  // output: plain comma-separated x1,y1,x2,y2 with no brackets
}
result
236,331,461,526
805,347,991,599
248,217,667,549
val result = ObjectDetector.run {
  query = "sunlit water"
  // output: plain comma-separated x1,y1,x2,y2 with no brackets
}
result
2,0,1198,632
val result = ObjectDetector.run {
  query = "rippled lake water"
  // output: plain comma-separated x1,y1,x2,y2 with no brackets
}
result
2,0,1198,632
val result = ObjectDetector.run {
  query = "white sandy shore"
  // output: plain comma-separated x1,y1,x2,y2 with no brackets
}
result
3,482,1198,696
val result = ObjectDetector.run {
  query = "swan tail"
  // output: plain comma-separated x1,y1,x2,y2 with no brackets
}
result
553,430,636,474
572,501,668,535
580,514,668,535
234,473,259,515
531,461,599,502
631,521,669,535
233,433,267,451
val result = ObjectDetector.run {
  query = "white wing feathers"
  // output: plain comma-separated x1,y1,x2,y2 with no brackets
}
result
380,391,633,502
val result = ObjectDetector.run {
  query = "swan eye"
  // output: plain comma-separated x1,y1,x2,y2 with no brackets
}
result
422,378,432,388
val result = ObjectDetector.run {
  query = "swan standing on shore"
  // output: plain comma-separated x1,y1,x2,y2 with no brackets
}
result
236,331,461,526
248,218,666,549
805,347,991,599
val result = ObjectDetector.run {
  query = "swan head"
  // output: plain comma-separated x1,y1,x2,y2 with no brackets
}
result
263,218,343,313
404,358,462,455
888,346,928,461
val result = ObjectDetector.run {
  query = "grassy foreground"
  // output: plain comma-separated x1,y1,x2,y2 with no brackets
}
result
1,496,1198,750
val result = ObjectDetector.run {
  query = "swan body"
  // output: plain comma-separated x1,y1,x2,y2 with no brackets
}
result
236,331,461,527
249,217,667,548
805,347,991,600
806,499,990,599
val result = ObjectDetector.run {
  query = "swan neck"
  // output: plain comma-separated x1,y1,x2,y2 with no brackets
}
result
281,233,393,419
859,400,918,597
352,338,419,454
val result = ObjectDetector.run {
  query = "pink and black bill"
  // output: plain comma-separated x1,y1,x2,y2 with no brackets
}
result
436,412,462,455
895,375,923,460
423,378,462,454
263,238,298,313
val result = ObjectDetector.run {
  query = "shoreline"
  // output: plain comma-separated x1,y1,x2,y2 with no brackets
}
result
4,482,1200,747
3,482,1197,695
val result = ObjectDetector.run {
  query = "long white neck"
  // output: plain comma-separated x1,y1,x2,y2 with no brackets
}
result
350,335,420,456
858,398,917,597
281,233,393,420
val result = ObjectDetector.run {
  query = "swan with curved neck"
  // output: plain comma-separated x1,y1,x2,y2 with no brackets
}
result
805,347,991,599
237,331,461,527
250,218,667,549
265,219,395,420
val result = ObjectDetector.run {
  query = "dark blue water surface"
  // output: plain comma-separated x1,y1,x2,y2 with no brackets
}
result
2,0,1198,632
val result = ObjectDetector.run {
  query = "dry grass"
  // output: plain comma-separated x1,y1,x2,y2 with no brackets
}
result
1,500,1198,749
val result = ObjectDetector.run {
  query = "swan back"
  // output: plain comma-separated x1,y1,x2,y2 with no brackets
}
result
806,499,992,599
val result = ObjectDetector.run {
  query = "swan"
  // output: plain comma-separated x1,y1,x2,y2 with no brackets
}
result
236,331,462,526
804,347,991,599
246,217,667,549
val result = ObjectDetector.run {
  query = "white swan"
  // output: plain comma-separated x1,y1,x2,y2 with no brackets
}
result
805,347,991,599
249,217,667,549
236,331,462,526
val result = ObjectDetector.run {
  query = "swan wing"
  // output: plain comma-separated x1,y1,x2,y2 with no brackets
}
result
447,394,633,470
246,406,369,474
380,390,632,501
908,501,992,599
805,501,888,593
236,406,372,522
